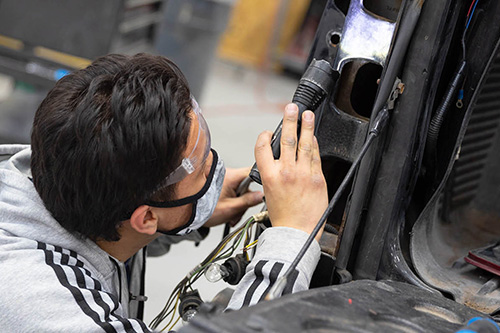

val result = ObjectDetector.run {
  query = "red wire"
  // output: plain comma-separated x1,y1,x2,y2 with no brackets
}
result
467,0,477,19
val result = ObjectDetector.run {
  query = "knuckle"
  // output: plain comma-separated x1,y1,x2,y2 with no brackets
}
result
261,170,275,184
312,154,322,164
299,142,313,153
244,195,254,207
281,136,297,147
280,168,296,182
311,174,325,187
255,141,267,152
257,131,272,141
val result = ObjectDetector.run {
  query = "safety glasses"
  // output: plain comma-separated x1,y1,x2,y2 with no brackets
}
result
156,97,212,188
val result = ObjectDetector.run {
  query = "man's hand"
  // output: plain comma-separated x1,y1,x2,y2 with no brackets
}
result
204,167,264,228
255,103,328,241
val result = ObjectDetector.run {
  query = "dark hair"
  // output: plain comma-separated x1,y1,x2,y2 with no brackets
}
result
31,53,192,241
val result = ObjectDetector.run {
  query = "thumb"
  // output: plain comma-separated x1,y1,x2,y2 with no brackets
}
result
226,167,251,187
232,191,264,211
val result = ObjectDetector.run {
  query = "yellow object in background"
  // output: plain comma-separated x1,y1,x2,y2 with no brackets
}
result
217,0,311,69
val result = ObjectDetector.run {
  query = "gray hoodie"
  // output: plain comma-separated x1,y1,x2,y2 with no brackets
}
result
0,144,320,332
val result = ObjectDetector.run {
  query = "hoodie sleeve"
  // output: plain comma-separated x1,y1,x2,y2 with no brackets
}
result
0,238,154,333
226,227,321,310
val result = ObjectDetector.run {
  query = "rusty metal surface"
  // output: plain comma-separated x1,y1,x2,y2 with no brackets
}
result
411,41,500,314
411,204,500,314
319,229,338,255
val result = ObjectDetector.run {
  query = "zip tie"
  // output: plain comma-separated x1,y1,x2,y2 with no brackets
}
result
186,264,203,279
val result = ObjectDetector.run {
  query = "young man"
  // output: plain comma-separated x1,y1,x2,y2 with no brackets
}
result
0,54,327,332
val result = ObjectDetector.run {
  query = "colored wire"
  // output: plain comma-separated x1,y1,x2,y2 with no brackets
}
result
150,212,268,330
159,291,181,332
465,0,479,31
245,239,259,250
466,0,477,18
168,316,182,332
461,0,480,61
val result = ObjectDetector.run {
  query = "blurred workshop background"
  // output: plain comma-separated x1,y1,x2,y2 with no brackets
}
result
0,0,325,329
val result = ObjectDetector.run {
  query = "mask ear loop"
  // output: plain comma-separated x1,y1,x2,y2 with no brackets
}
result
158,202,198,236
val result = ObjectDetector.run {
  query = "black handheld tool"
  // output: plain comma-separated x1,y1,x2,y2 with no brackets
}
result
249,59,339,184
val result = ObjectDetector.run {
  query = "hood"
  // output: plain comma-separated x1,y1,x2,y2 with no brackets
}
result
0,144,115,278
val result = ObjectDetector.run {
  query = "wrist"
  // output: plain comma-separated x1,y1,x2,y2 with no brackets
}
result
271,220,317,237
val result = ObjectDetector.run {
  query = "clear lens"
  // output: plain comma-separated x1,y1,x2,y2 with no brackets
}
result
205,263,229,283
153,98,212,189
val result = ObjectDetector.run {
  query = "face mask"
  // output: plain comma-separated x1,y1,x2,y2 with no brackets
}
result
147,149,225,235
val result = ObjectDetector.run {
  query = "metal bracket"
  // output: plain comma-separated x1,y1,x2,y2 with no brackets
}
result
387,77,405,110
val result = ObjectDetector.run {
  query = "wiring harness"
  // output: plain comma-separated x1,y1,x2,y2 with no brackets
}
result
149,211,268,331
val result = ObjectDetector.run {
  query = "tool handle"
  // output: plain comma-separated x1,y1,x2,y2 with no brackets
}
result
248,59,338,185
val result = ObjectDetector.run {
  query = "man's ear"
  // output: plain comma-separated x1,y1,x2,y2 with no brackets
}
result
130,205,157,235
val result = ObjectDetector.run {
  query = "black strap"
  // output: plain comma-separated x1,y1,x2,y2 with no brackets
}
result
146,149,219,208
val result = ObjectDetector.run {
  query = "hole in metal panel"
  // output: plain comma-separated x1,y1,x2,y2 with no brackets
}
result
334,0,350,16
329,32,341,46
350,62,383,118
363,0,402,22
334,60,383,119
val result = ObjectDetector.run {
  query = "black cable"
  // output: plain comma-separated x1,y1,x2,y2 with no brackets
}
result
426,60,466,160
426,0,480,169
265,107,390,300
222,223,231,239
249,59,338,184
324,223,339,235
461,31,466,61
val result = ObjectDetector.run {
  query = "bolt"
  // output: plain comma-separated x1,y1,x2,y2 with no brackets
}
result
398,82,405,93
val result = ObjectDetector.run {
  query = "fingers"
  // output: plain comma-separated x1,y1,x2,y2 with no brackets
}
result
225,191,264,223
255,130,274,172
280,104,299,165
235,191,264,210
297,111,315,166
221,191,264,226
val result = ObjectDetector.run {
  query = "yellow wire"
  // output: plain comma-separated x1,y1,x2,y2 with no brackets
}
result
168,316,182,331
245,239,258,249
211,218,253,259
157,217,259,329
160,291,181,332
212,235,236,258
